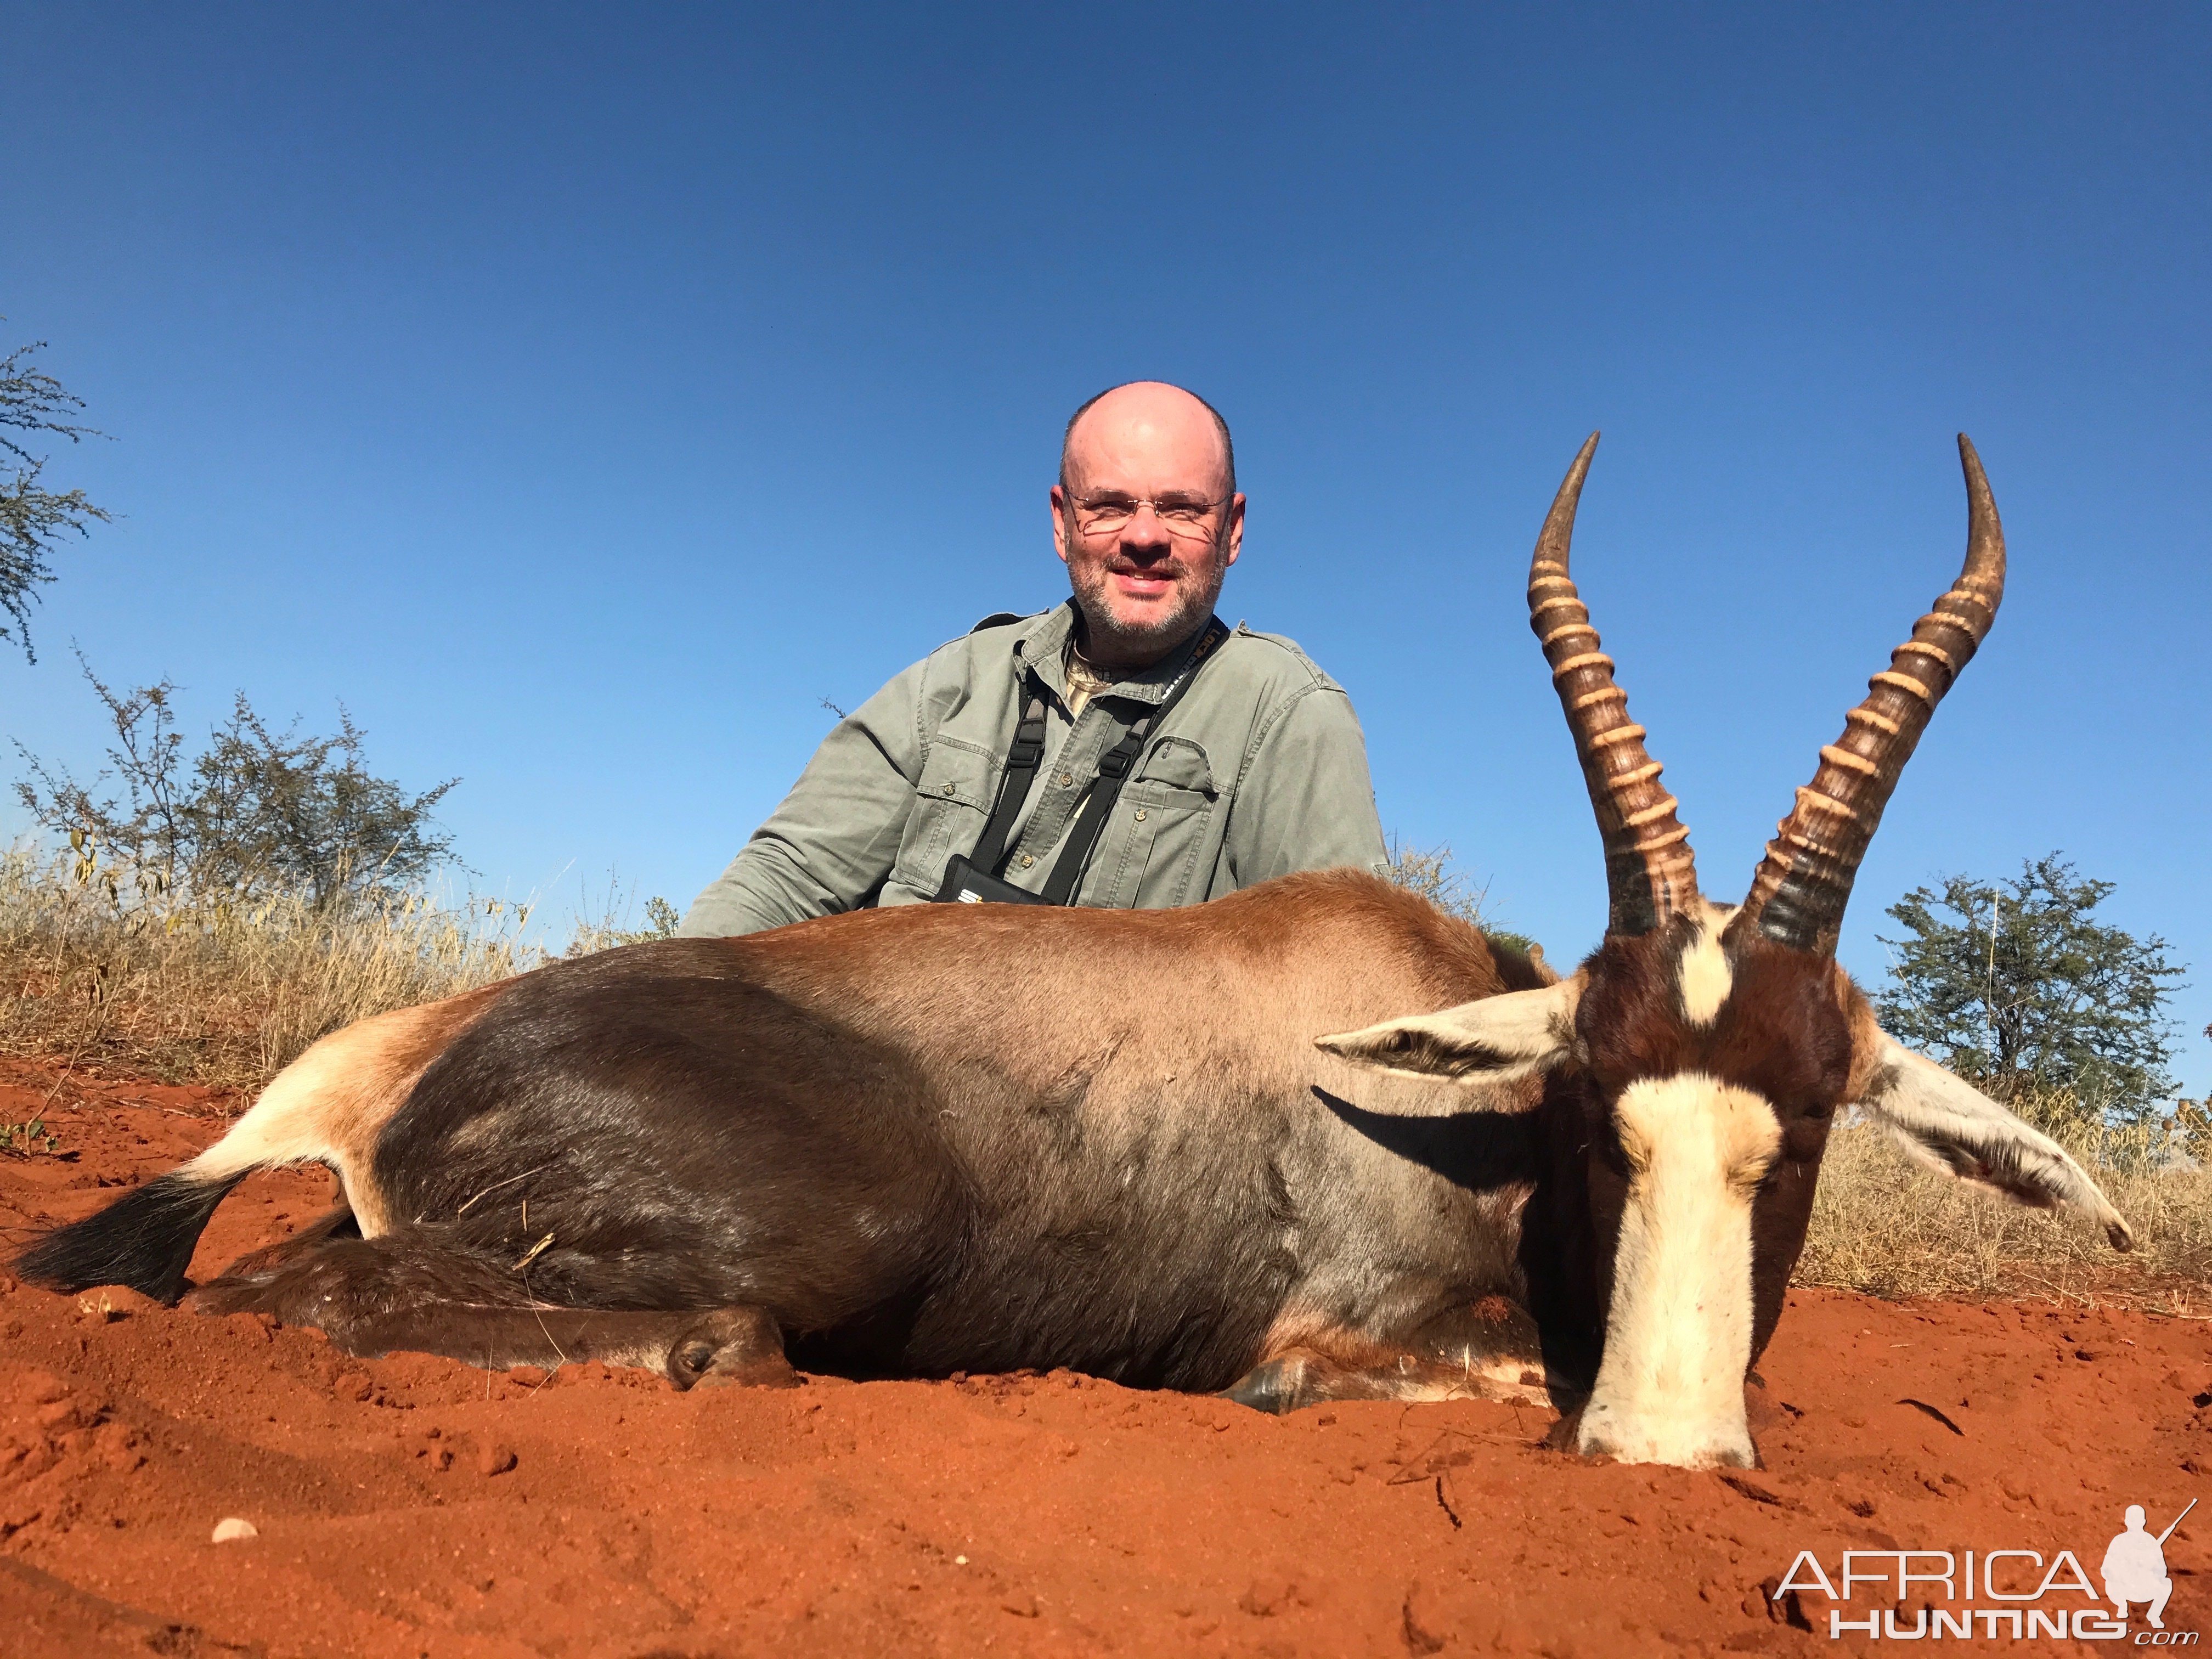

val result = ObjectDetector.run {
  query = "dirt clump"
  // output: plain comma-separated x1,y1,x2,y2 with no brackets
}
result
2,1074,2205,1655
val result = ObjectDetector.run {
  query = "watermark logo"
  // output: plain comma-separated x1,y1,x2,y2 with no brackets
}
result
1772,1499,2197,1642
2106,1502,2190,1632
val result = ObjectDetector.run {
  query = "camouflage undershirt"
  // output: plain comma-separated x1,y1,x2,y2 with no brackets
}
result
1062,640,1116,718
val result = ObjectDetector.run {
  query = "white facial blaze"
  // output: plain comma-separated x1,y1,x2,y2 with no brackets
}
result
1577,1072,1782,1470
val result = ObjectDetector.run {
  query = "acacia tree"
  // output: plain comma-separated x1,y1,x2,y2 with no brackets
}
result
1876,853,2185,1124
1,333,110,661
14,657,459,910
1384,836,1537,955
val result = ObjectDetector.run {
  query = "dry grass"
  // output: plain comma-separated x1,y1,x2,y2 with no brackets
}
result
1798,1120,2212,1310
0,847,529,1096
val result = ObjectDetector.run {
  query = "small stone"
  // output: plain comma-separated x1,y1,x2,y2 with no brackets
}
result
476,1443,517,1477
211,1517,258,1543
507,1364,547,1386
74,1285,161,1321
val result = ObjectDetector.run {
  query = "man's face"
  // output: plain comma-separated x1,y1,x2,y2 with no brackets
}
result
1051,384,1245,668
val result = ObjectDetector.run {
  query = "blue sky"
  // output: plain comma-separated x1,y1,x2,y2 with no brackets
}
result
4,4,2205,1090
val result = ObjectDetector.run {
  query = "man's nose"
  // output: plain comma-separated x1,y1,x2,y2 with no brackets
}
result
1118,506,1175,554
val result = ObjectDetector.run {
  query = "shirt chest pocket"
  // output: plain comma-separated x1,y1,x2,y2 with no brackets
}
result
1102,736,1220,906
891,737,996,890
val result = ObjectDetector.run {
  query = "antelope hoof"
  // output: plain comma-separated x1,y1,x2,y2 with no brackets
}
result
665,1307,799,1392
1221,1356,1311,1415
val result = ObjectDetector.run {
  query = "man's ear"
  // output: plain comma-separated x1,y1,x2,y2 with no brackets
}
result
1315,978,1581,1087
1048,483,1075,566
1852,1030,2134,1250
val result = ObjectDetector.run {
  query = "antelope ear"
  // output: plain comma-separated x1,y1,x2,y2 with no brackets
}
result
1851,1030,2135,1250
1316,978,1582,1086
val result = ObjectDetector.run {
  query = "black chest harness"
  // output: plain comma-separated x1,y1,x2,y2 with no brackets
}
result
931,618,1227,907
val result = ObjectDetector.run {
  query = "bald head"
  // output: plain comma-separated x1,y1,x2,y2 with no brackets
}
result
1059,381,1235,499
1049,380,1246,668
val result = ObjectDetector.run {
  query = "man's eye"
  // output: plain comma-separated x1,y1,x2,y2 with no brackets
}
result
1084,499,1138,516
1156,501,1212,521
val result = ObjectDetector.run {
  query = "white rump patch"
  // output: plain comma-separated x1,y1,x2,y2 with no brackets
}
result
179,996,486,1235
1577,1071,1781,1470
183,1033,360,1186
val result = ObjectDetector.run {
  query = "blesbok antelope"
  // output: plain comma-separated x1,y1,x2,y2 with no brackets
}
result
16,436,2129,1470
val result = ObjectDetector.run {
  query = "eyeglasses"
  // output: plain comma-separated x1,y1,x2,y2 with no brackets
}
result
1065,491,1229,540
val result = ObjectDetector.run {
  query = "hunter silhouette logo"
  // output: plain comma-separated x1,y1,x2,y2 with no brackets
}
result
1773,1497,2198,1641
2106,1501,2194,1631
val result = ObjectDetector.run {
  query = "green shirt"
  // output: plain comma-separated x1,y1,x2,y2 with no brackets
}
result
677,602,1390,936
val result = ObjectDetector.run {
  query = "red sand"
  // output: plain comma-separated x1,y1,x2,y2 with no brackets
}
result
2,1066,2205,1656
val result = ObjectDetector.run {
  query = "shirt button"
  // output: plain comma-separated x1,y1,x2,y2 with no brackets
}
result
1057,772,1073,787
1133,809,1148,822
1019,854,1035,867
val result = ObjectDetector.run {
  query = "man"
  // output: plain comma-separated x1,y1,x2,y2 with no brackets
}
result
2102,1504,2177,1629
679,380,1389,936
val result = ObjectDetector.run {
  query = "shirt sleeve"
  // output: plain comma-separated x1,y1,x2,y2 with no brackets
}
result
676,659,929,936
1220,682,1390,888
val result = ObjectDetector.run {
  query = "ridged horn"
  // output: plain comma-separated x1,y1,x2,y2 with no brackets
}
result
1529,433,1699,936
1738,435,2006,955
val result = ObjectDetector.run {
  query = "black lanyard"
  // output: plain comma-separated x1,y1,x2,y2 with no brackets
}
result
946,618,1227,907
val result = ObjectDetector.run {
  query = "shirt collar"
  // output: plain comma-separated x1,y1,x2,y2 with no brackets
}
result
1009,602,1219,707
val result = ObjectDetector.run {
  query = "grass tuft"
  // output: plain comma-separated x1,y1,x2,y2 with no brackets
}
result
0,845,527,1096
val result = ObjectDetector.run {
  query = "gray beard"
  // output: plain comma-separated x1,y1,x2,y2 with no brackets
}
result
1069,538,1228,665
